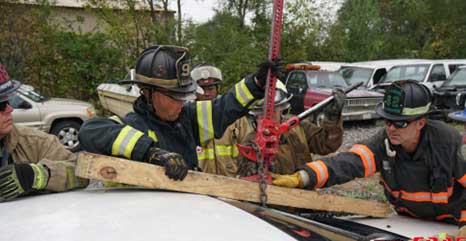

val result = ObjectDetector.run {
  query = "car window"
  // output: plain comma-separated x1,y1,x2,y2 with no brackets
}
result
8,94,26,109
382,64,429,83
306,71,348,88
428,64,446,82
448,64,465,74
338,67,373,85
443,68,466,86
286,72,307,89
17,86,48,102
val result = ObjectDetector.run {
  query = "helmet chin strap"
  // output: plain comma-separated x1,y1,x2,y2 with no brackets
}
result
140,87,155,113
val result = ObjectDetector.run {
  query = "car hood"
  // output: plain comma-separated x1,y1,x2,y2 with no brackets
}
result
315,88,383,98
40,98,92,109
1,189,296,241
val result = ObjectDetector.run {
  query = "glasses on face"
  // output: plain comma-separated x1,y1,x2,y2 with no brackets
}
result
0,100,9,112
384,118,417,129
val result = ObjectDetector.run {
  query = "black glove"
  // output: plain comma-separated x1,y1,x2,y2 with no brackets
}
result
254,58,285,88
237,157,259,177
0,164,46,202
145,147,188,181
323,88,345,121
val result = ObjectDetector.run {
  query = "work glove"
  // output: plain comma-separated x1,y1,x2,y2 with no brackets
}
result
458,226,466,237
145,147,188,181
271,171,306,189
0,163,49,202
254,59,285,88
323,88,345,121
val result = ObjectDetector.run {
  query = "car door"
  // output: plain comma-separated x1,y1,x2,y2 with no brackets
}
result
10,93,43,130
285,71,307,114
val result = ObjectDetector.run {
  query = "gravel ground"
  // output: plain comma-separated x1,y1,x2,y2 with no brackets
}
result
317,120,387,201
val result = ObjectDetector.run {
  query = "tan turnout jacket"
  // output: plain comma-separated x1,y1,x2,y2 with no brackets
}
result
2,125,88,192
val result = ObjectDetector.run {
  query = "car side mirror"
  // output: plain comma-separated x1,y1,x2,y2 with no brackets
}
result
18,101,32,109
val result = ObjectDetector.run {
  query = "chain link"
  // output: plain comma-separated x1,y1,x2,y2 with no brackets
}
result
253,144,268,207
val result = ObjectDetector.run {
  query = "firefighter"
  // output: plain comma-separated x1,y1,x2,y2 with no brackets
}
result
237,81,345,176
0,64,87,202
272,80,466,235
191,64,249,176
191,63,223,101
79,45,275,181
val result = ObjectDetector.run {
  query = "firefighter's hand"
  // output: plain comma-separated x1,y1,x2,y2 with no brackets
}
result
271,172,305,189
146,147,188,181
324,88,346,121
0,163,48,202
254,59,284,88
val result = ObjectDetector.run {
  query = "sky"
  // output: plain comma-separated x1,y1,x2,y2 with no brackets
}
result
168,0,220,23
168,0,342,24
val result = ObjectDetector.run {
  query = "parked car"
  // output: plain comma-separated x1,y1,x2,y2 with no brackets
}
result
339,59,427,89
374,59,466,92
1,188,457,241
284,63,384,124
432,66,466,117
10,84,96,151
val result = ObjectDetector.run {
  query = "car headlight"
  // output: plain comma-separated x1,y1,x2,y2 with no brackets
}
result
86,107,96,117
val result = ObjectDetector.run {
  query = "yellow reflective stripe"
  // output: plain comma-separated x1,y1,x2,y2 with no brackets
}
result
196,101,214,145
234,79,254,107
108,115,124,124
111,126,144,158
65,166,77,189
215,145,239,157
30,163,47,190
197,145,238,161
197,148,215,161
402,103,431,116
148,130,158,142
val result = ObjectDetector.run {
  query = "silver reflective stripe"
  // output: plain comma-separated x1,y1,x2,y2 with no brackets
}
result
118,128,139,156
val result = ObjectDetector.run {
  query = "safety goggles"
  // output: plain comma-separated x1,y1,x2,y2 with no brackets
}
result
384,118,419,129
0,100,10,112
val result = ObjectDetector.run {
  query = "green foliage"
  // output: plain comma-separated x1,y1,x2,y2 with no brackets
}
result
2,0,466,103
184,12,265,91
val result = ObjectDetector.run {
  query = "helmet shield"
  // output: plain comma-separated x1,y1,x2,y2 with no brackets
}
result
191,65,223,87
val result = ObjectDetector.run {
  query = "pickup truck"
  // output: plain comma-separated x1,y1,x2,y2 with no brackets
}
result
10,84,95,151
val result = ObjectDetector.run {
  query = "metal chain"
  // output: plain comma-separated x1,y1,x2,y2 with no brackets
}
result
253,144,268,207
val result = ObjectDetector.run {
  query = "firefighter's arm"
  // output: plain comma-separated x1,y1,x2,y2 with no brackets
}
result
301,118,343,155
454,143,466,229
273,132,385,189
190,76,264,146
78,116,154,161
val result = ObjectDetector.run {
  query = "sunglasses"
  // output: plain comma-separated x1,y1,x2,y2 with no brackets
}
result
384,118,418,129
0,100,10,112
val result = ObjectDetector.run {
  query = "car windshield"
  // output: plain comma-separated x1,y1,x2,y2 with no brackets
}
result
442,68,466,87
338,67,373,85
381,64,430,83
17,85,48,102
306,72,348,88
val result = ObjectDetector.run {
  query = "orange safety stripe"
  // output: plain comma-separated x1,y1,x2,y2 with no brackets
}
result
306,160,329,188
458,174,466,188
349,144,376,177
461,210,466,222
380,177,452,203
380,177,400,198
396,206,418,218
436,214,455,221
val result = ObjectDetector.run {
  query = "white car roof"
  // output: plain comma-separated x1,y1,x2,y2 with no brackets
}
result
2,190,296,241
